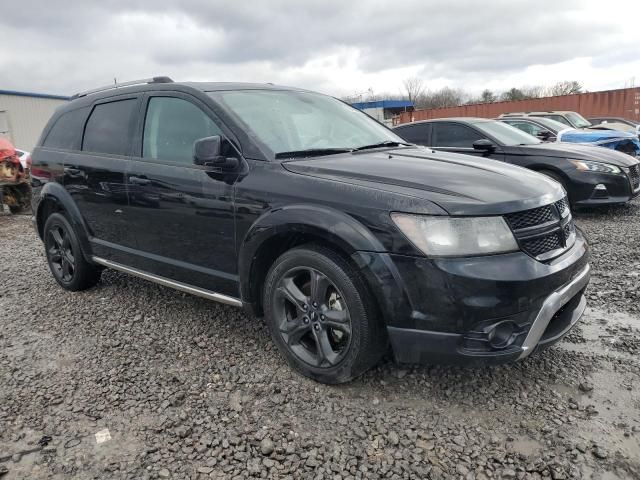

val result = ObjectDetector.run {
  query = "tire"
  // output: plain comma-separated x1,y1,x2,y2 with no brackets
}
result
43,213,101,291
263,244,386,384
9,205,24,215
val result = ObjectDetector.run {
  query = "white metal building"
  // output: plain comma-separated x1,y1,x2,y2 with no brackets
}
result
0,90,69,151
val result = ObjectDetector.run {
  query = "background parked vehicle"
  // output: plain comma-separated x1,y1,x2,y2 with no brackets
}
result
499,111,595,129
393,118,640,207
588,117,638,128
499,116,640,157
31,79,590,384
14,148,31,171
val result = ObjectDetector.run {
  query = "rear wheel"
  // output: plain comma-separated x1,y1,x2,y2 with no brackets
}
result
263,245,386,384
44,213,101,291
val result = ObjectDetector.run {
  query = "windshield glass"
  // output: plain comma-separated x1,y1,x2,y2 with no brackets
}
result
566,112,592,128
533,117,571,133
475,121,542,146
210,90,403,156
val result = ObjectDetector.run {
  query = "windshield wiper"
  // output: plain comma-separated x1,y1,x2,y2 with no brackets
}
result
353,140,412,151
275,147,353,159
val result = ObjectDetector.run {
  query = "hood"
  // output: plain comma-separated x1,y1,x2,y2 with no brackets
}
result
517,142,639,167
282,147,564,216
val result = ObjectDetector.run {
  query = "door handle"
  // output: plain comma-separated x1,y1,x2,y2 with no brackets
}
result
128,175,151,186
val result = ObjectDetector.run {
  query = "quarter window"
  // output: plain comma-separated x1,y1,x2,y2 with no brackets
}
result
143,97,221,164
432,123,483,147
43,108,88,150
83,100,137,155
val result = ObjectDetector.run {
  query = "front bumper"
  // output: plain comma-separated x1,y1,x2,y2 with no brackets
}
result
568,170,639,207
353,229,590,366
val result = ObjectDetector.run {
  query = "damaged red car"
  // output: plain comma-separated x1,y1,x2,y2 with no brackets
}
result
0,137,31,214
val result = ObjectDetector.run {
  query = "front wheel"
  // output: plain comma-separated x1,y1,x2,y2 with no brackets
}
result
44,213,101,291
263,245,386,384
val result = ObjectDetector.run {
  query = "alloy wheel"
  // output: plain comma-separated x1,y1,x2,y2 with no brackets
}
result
273,267,352,368
47,224,76,283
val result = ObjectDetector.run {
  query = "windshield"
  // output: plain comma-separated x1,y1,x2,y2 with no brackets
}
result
210,90,403,156
565,112,592,128
533,117,571,133
475,121,542,146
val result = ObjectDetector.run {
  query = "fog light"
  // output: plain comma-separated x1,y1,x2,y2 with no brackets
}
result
593,184,608,199
485,321,518,349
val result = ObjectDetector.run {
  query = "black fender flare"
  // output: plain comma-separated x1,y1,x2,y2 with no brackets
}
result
238,204,386,302
36,182,93,260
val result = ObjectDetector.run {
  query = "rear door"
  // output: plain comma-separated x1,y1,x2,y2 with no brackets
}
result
123,92,239,297
394,123,431,146
65,95,140,261
430,122,506,161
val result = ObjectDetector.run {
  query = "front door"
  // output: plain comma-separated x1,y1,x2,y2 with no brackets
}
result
124,93,239,297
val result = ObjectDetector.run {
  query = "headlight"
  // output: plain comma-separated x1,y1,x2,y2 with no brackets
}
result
569,159,621,174
391,214,519,257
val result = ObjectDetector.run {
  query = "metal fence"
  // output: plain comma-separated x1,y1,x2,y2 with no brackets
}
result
394,87,640,125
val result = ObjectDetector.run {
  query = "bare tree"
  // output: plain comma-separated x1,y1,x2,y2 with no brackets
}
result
547,81,583,96
480,89,496,103
403,78,426,105
501,88,526,101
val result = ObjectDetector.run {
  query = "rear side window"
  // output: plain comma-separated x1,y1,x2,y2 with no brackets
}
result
82,99,137,155
395,124,430,144
43,108,88,150
538,115,571,127
432,123,483,147
142,97,221,164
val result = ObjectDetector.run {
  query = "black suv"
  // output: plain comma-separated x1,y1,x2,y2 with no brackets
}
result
393,118,640,207
32,78,590,383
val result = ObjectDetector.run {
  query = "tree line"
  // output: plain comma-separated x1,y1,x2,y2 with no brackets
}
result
344,79,584,110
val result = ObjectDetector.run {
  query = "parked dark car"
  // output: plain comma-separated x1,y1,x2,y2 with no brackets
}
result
499,116,640,156
393,118,640,207
32,79,590,383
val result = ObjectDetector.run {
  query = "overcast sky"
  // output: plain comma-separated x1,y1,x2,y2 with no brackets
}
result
1,0,639,98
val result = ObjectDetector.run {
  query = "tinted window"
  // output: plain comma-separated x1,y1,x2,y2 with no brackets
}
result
432,123,483,147
143,97,221,164
43,108,88,150
395,124,430,144
82,99,136,155
506,121,546,136
538,115,571,127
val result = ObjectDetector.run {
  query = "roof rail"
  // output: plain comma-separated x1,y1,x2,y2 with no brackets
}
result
71,76,173,99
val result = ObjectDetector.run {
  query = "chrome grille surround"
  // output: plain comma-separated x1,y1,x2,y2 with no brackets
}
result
504,197,575,261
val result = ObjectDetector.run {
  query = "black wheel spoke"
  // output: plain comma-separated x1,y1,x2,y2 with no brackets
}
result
277,278,308,308
280,319,312,346
309,270,331,305
51,229,64,248
312,328,339,366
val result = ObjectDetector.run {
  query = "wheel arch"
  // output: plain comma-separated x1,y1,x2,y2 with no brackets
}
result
36,182,92,260
238,204,385,316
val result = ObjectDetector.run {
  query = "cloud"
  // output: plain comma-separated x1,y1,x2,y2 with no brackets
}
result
0,0,638,97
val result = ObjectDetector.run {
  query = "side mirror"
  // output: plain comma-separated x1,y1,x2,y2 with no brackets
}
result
536,131,552,141
193,136,239,170
472,139,495,152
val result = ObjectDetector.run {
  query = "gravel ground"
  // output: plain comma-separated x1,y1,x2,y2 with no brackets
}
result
1,201,639,480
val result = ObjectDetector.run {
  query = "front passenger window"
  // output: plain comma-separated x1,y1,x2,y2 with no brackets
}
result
143,97,222,164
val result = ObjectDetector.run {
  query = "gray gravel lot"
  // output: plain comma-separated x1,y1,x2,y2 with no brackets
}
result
1,202,639,479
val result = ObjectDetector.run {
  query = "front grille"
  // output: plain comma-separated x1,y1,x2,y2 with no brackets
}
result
505,197,574,260
504,205,554,230
628,164,640,190
521,234,561,257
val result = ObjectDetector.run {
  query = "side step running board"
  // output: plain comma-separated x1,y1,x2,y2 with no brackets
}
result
92,256,243,307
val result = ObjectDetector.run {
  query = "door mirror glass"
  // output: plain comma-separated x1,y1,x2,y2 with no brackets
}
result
472,139,495,151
